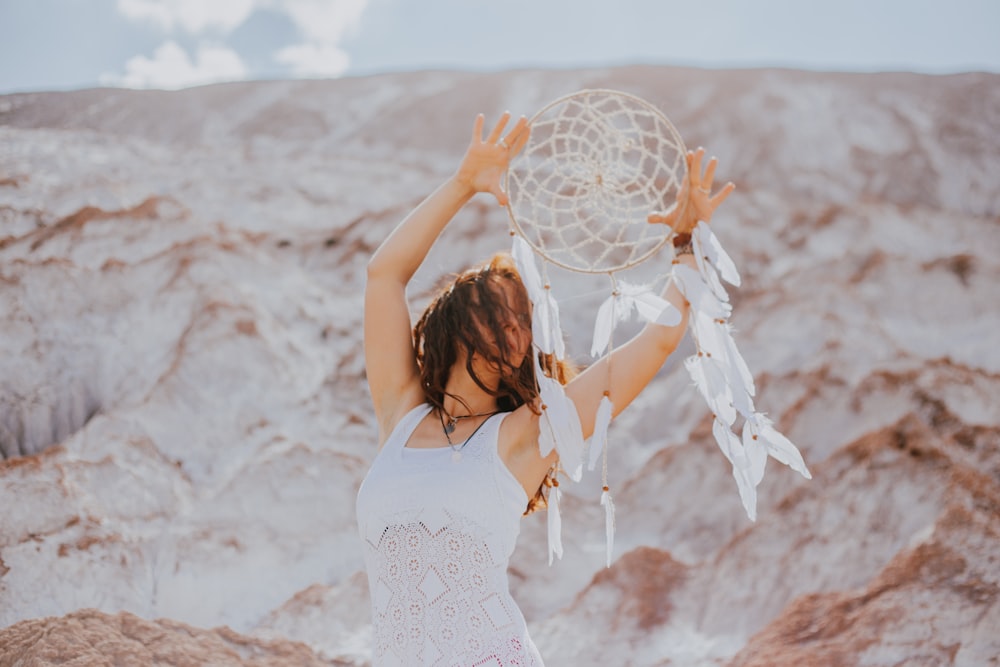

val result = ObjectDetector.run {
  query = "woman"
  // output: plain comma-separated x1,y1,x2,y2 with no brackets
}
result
356,111,733,665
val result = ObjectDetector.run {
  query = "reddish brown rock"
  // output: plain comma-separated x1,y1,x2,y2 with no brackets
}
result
0,608,347,667
728,505,1000,667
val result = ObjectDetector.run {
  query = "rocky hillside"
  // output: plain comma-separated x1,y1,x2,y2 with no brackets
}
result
1,66,998,666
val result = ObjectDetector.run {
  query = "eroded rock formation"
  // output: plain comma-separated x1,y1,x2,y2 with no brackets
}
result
1,66,997,665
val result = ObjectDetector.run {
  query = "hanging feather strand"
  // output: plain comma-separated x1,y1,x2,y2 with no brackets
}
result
677,228,810,521
513,236,565,358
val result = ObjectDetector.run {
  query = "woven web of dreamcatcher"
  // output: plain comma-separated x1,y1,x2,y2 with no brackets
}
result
505,89,687,274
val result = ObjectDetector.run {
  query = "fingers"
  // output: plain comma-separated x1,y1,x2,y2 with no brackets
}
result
647,212,677,225
491,183,509,207
688,148,728,202
709,181,736,208
504,115,528,142
472,113,485,143
505,116,530,155
653,148,733,228
647,203,680,227
473,112,530,155
677,177,691,200
689,148,705,187
486,111,511,144
702,156,717,190
649,176,688,226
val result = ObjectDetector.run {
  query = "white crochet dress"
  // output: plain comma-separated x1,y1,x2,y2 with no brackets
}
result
356,404,544,666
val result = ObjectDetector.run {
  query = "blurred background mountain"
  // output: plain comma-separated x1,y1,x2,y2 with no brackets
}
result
0,65,998,666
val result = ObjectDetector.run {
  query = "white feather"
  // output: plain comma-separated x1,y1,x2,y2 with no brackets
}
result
744,414,812,480
533,293,555,355
730,384,756,422
747,431,768,487
711,417,736,465
591,292,621,358
512,236,544,301
720,323,756,397
689,313,755,419
514,235,566,359
694,221,741,287
537,411,556,457
655,303,683,327
693,230,730,302
732,464,758,522
631,288,682,327
535,369,584,481
684,354,736,427
713,419,757,521
703,355,737,426
534,290,566,359
709,323,755,418
684,355,711,405
673,264,732,320
690,310,728,360
592,283,681,358
588,395,614,471
547,484,563,565
548,291,566,360
600,489,616,568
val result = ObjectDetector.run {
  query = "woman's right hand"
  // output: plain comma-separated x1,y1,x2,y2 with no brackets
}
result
453,112,530,207
647,147,735,234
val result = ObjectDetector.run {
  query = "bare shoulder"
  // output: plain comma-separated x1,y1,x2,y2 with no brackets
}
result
498,405,555,493
375,383,426,449
498,404,536,452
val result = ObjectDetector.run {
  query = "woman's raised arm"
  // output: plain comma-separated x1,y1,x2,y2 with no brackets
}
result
567,148,735,437
364,113,530,443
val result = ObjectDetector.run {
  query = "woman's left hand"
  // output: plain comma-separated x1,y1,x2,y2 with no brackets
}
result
453,112,531,207
648,147,735,234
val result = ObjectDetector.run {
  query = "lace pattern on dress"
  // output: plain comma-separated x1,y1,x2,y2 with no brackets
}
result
368,507,537,665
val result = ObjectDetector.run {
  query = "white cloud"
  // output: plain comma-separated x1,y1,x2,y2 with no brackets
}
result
274,42,351,77
101,41,248,89
270,0,368,78
279,0,368,44
112,0,372,81
116,0,257,33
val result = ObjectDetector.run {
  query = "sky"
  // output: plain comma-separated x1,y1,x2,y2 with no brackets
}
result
1,0,999,94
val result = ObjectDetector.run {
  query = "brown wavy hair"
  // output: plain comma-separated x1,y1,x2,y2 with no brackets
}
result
412,252,575,514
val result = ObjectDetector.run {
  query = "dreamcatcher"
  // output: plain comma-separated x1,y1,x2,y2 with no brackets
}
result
503,89,811,567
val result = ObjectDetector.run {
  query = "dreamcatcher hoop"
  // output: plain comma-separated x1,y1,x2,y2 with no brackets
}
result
504,89,688,274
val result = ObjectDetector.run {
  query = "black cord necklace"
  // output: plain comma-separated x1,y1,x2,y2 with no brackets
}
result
437,408,499,462
439,407,500,437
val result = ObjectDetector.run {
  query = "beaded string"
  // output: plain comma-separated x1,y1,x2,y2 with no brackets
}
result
602,273,617,499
